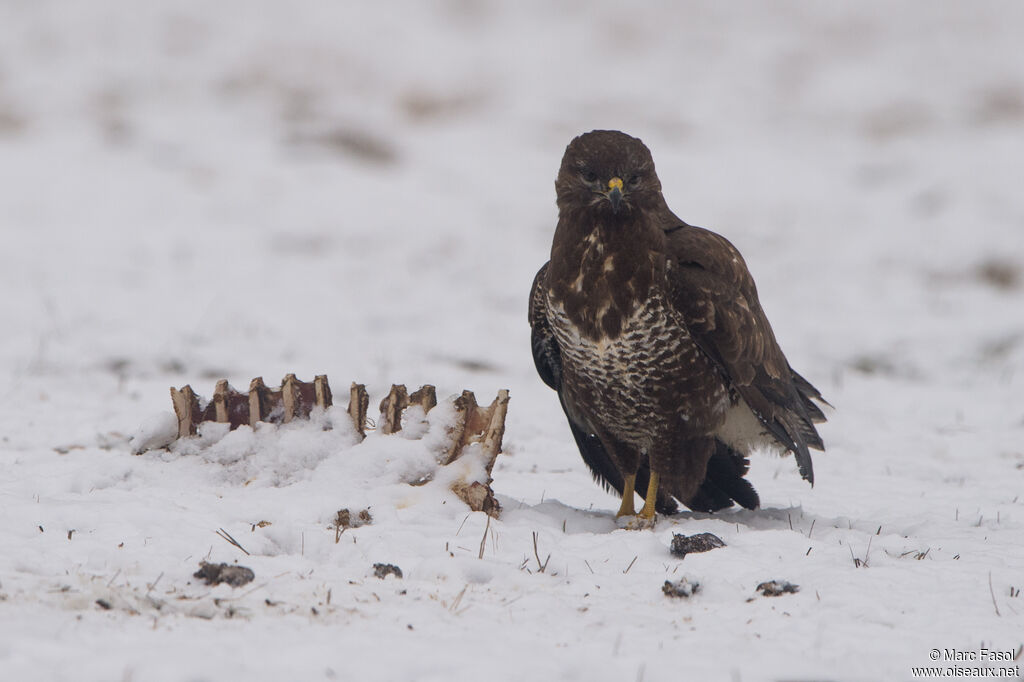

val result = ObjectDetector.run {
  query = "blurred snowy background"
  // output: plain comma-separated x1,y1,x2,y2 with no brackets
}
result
1,2,1023,681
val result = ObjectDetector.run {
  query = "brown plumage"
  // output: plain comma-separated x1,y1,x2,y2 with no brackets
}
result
529,130,827,518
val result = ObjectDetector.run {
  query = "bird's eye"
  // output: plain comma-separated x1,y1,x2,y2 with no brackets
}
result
627,175,641,187
583,171,598,183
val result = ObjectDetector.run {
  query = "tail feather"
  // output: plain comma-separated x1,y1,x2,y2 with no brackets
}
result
687,476,734,513
704,442,759,510
791,369,830,423
663,439,760,513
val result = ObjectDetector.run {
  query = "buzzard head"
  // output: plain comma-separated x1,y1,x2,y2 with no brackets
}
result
555,130,663,220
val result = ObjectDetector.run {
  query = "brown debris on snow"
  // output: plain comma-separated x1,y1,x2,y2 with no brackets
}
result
193,561,255,588
756,580,800,597
975,258,1021,291
442,389,509,516
669,532,726,558
170,374,334,438
349,382,369,440
662,578,700,598
440,390,510,467
334,508,373,540
165,375,508,516
373,563,403,579
378,384,411,435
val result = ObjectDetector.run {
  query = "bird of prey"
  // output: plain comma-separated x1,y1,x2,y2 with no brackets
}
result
529,130,827,522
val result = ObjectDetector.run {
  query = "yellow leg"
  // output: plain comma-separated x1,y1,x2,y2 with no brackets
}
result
615,473,637,517
639,471,660,520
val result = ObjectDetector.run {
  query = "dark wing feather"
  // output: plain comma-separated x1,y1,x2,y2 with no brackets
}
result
529,263,678,514
529,263,562,391
665,227,826,484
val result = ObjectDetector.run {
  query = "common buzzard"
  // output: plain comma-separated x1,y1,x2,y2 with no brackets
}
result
529,130,827,521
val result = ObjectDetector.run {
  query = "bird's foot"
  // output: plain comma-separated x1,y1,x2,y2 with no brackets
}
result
615,471,660,529
617,513,657,531
615,473,638,517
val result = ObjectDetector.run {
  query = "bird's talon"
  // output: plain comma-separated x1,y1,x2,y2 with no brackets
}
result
617,514,658,530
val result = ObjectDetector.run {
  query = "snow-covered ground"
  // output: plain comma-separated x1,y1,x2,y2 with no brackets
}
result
2,2,1023,680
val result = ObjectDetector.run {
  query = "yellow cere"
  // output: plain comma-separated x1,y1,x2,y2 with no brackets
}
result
607,177,624,190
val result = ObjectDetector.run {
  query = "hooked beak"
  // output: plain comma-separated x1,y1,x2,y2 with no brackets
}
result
606,177,624,213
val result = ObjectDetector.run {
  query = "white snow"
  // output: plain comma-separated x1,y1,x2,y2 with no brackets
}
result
2,2,1024,681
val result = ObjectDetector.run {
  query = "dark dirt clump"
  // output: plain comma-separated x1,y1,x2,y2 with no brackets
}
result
193,561,255,588
373,563,403,580
662,578,700,598
670,532,725,558
756,580,800,597
335,508,373,530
